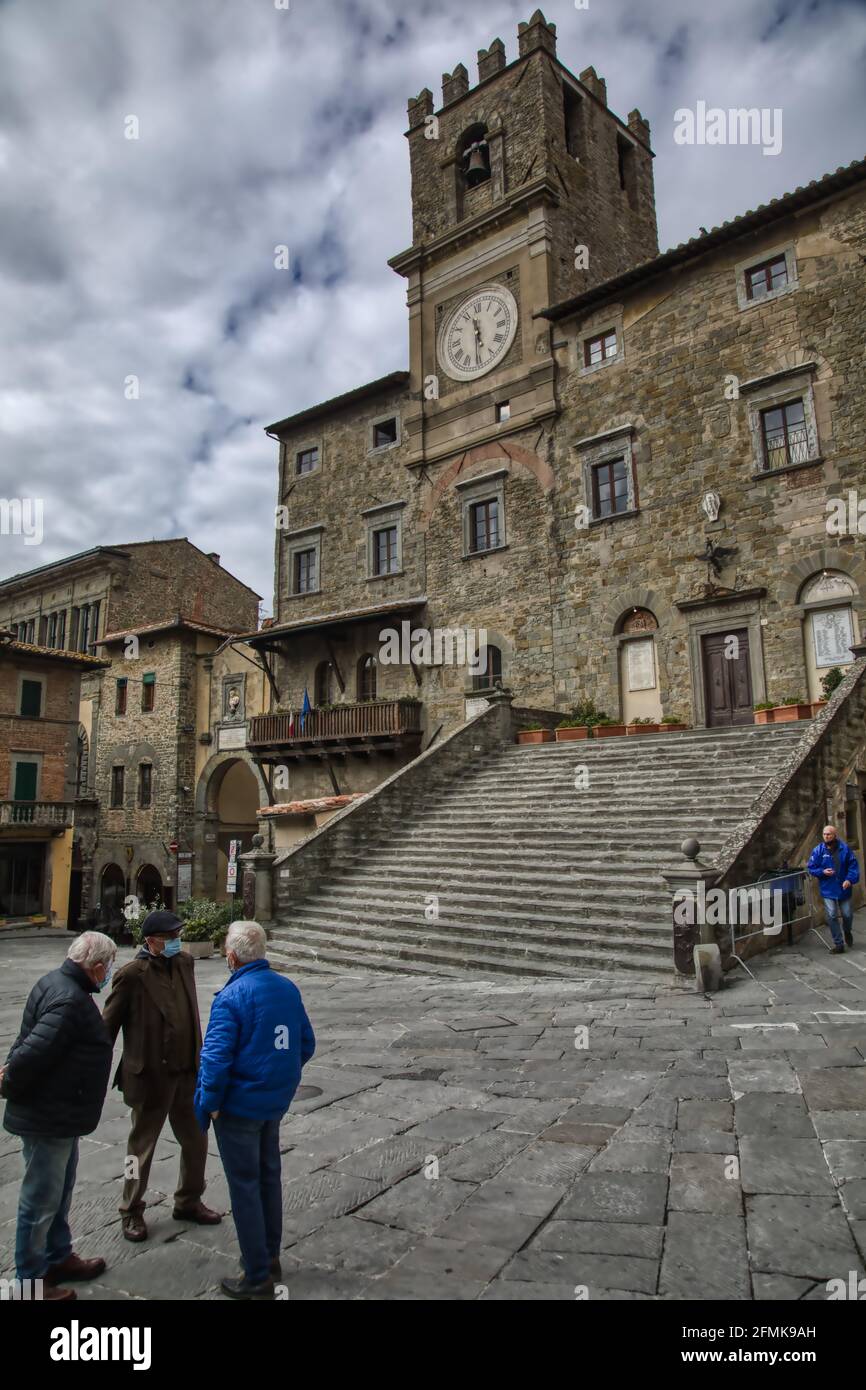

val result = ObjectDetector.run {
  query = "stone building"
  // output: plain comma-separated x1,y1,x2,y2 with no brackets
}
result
0,541,261,926
246,8,866,809
0,630,106,928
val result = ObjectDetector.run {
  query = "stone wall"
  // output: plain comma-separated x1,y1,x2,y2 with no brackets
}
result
0,653,82,803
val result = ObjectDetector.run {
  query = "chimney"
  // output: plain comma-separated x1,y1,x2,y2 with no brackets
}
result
408,87,434,129
628,108,651,145
207,553,220,566
579,66,607,106
478,38,506,82
441,63,469,106
518,9,557,59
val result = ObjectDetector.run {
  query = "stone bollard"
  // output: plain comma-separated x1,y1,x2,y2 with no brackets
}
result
238,834,277,929
662,837,720,976
693,942,724,992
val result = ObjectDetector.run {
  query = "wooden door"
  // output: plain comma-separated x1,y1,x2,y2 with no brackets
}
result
702,629,753,727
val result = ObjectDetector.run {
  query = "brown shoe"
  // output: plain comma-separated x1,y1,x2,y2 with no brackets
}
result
172,1202,222,1225
43,1285,77,1302
121,1210,148,1242
45,1253,106,1285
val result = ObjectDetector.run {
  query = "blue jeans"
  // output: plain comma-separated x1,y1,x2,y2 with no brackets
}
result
15,1135,78,1281
214,1113,282,1285
825,896,854,947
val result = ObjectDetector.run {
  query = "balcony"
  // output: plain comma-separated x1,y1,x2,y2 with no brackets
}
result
0,801,75,831
248,699,423,760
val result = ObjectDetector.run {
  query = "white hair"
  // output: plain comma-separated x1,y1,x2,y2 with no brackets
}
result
68,931,117,969
226,920,267,963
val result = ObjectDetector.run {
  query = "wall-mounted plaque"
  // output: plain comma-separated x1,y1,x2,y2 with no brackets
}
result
626,638,656,691
464,697,489,720
218,724,247,751
812,607,854,668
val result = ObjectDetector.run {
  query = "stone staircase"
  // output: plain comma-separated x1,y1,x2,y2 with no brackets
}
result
269,723,807,980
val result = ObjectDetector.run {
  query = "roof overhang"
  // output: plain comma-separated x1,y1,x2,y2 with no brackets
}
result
244,596,428,651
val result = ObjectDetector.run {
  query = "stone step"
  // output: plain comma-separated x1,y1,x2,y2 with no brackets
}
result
326,862,667,890
310,880,671,916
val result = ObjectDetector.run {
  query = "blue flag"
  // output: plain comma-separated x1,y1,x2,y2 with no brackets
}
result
300,687,312,732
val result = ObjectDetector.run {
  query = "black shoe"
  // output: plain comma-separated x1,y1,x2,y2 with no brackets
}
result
844,930,854,947
270,1257,281,1279
831,944,845,954
221,1275,275,1301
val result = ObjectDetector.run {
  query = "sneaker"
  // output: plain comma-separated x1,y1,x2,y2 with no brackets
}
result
121,1211,147,1242
220,1275,275,1301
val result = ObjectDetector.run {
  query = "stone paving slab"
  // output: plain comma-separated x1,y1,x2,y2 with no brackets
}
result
3,927,866,1299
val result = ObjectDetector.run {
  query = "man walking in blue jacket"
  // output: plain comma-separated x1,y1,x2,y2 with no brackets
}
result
194,920,315,1299
807,824,860,954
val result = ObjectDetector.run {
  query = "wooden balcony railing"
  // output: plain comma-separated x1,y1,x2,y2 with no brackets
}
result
0,801,75,829
248,700,422,748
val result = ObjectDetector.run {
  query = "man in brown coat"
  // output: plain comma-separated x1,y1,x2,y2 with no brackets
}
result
102,909,222,1241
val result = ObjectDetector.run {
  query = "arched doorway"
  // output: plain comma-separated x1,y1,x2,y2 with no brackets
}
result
617,608,661,724
195,755,265,903
99,863,126,935
136,863,163,911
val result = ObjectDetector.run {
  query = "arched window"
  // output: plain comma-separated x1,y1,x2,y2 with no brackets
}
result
472,644,502,692
99,863,126,930
357,654,377,702
314,661,335,708
458,123,490,197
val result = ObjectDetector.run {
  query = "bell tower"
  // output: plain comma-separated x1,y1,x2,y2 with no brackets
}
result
389,10,658,470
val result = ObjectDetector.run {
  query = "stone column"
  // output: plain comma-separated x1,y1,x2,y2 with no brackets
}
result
484,683,515,743
661,837,720,975
238,834,277,930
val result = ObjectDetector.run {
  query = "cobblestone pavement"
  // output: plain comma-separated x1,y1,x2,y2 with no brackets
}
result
2,922,866,1301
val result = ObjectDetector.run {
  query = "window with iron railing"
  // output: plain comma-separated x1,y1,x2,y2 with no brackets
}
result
760,398,810,470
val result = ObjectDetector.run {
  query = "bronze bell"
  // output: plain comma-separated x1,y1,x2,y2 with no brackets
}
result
465,141,489,187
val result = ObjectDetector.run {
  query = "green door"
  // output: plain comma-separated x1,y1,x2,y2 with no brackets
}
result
13,761,38,801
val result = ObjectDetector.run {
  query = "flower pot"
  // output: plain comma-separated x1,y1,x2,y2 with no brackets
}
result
593,724,627,737
810,700,828,718
659,723,688,732
754,709,773,724
182,941,215,958
555,726,589,741
516,729,554,744
772,704,803,723
626,723,660,735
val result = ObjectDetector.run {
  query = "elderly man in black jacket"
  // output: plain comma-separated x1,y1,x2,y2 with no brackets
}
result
0,931,115,1302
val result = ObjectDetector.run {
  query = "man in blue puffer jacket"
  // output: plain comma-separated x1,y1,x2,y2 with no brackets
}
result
807,824,860,954
194,920,315,1299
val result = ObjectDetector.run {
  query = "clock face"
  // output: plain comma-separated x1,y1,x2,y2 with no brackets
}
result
437,284,518,382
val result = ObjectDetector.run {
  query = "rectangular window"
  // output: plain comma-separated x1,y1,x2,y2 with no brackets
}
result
141,673,155,712
47,613,57,648
584,330,618,367
24,619,35,645
115,678,128,716
296,447,318,475
19,679,43,718
69,608,80,651
56,611,66,649
373,418,398,449
138,764,152,809
89,600,100,650
746,254,788,301
373,526,399,576
38,616,48,645
592,456,630,518
78,605,91,653
760,398,809,470
563,84,582,158
294,548,317,594
110,765,125,808
13,760,39,802
470,499,500,553
496,401,511,423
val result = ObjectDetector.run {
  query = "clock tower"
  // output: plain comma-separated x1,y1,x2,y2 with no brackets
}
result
389,10,658,471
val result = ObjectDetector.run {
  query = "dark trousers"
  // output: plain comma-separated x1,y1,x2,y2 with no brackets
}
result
15,1134,78,1280
214,1112,282,1285
120,1072,207,1214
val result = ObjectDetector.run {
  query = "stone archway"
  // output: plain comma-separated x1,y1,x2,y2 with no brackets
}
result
193,752,268,901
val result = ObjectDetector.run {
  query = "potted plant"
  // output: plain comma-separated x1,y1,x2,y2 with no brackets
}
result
626,715,661,735
516,723,554,744
812,666,844,716
774,696,811,723
593,717,627,738
554,704,599,740
659,714,688,731
177,898,237,957
754,701,775,725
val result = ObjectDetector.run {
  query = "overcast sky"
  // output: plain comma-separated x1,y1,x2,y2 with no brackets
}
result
1,0,864,615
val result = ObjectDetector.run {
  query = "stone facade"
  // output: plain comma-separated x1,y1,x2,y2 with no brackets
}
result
252,10,866,810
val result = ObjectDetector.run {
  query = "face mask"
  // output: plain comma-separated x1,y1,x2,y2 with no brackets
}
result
162,937,182,958
97,965,113,992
